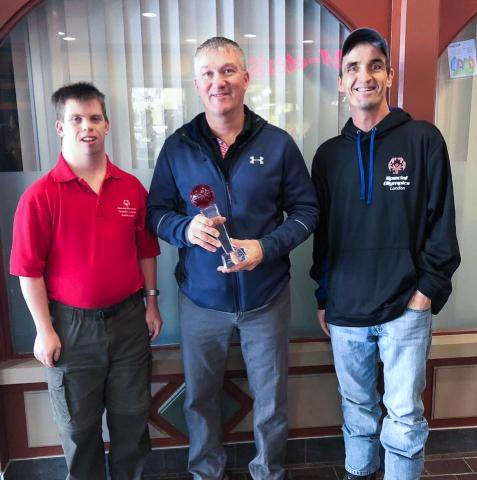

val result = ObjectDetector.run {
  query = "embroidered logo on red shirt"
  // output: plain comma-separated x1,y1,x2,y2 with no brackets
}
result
117,199,137,217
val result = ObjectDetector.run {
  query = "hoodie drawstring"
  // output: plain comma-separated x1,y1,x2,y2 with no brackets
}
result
356,128,376,205
368,128,375,205
356,131,365,201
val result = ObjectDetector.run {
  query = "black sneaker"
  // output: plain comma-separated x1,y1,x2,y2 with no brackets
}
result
343,471,376,480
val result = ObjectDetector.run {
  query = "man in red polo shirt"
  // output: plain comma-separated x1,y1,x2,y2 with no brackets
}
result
10,82,162,480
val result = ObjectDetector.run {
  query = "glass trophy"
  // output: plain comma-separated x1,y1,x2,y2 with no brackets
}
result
190,184,247,269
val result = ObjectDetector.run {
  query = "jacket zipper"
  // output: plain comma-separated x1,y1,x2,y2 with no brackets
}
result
181,132,242,314
225,180,241,314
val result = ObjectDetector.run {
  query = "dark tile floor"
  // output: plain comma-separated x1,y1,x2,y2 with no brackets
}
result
5,430,477,479
149,451,477,479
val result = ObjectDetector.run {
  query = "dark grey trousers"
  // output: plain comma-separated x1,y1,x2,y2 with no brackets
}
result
179,285,291,480
47,293,151,480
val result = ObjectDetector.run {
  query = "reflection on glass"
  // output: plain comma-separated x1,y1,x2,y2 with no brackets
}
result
0,39,23,172
434,15,477,330
1,0,350,351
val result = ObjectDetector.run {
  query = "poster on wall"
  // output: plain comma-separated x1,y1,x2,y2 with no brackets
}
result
447,39,477,78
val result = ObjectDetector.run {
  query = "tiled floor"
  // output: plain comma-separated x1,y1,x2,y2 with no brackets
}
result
152,451,477,479
5,430,477,479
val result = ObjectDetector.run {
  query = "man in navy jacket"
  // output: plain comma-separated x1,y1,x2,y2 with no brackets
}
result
147,37,318,480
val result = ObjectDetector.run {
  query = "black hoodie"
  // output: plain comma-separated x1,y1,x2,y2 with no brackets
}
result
310,108,460,326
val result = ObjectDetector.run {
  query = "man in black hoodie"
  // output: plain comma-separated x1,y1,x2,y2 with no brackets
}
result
311,28,460,480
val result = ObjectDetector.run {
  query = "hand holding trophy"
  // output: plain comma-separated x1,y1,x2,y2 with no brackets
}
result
190,184,247,269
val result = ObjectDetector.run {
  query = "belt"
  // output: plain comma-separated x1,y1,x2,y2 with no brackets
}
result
49,290,143,320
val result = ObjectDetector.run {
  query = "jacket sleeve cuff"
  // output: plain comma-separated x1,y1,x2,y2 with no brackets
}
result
417,274,439,305
258,239,266,260
183,221,194,247
314,287,327,309
258,237,275,263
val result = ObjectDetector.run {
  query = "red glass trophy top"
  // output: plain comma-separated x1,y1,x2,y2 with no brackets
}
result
190,184,215,209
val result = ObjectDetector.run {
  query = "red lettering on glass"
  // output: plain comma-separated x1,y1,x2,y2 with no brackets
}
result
247,49,341,79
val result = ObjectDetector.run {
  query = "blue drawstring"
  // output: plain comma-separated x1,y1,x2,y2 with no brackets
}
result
367,128,376,205
356,128,376,205
356,131,365,201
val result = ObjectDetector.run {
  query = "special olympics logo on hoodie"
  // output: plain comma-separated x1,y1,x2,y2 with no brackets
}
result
388,157,406,175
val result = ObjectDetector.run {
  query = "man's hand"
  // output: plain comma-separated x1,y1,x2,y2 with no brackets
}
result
407,290,432,311
19,276,59,367
317,309,330,337
145,304,163,341
187,214,226,252
217,239,264,273
34,329,61,368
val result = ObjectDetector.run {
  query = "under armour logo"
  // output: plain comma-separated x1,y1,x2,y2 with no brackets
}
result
249,156,264,165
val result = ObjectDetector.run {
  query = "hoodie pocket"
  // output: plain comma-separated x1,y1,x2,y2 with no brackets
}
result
329,248,416,317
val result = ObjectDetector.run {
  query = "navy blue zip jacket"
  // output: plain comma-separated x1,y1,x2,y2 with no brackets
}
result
147,108,319,313
311,108,460,326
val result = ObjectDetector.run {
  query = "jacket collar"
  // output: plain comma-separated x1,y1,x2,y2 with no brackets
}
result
199,105,255,142
178,105,267,147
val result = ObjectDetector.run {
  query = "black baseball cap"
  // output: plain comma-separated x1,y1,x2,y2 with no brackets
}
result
340,28,389,75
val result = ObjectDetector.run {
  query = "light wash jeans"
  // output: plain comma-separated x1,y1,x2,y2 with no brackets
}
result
329,307,432,480
179,285,290,480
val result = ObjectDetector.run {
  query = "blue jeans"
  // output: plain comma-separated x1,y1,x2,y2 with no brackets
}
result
179,285,290,480
329,308,432,480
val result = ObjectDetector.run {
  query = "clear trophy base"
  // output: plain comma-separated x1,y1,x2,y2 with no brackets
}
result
222,247,247,269
189,187,248,269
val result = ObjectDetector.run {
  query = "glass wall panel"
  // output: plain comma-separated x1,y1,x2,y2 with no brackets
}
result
0,0,349,352
435,16,477,330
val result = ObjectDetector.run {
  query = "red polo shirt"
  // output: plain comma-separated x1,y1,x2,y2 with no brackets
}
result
10,154,160,308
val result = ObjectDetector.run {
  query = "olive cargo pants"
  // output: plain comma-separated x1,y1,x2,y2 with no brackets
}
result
47,292,151,480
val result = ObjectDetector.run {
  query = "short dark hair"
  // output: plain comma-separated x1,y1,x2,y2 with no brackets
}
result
340,28,390,77
194,36,247,73
51,82,108,121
